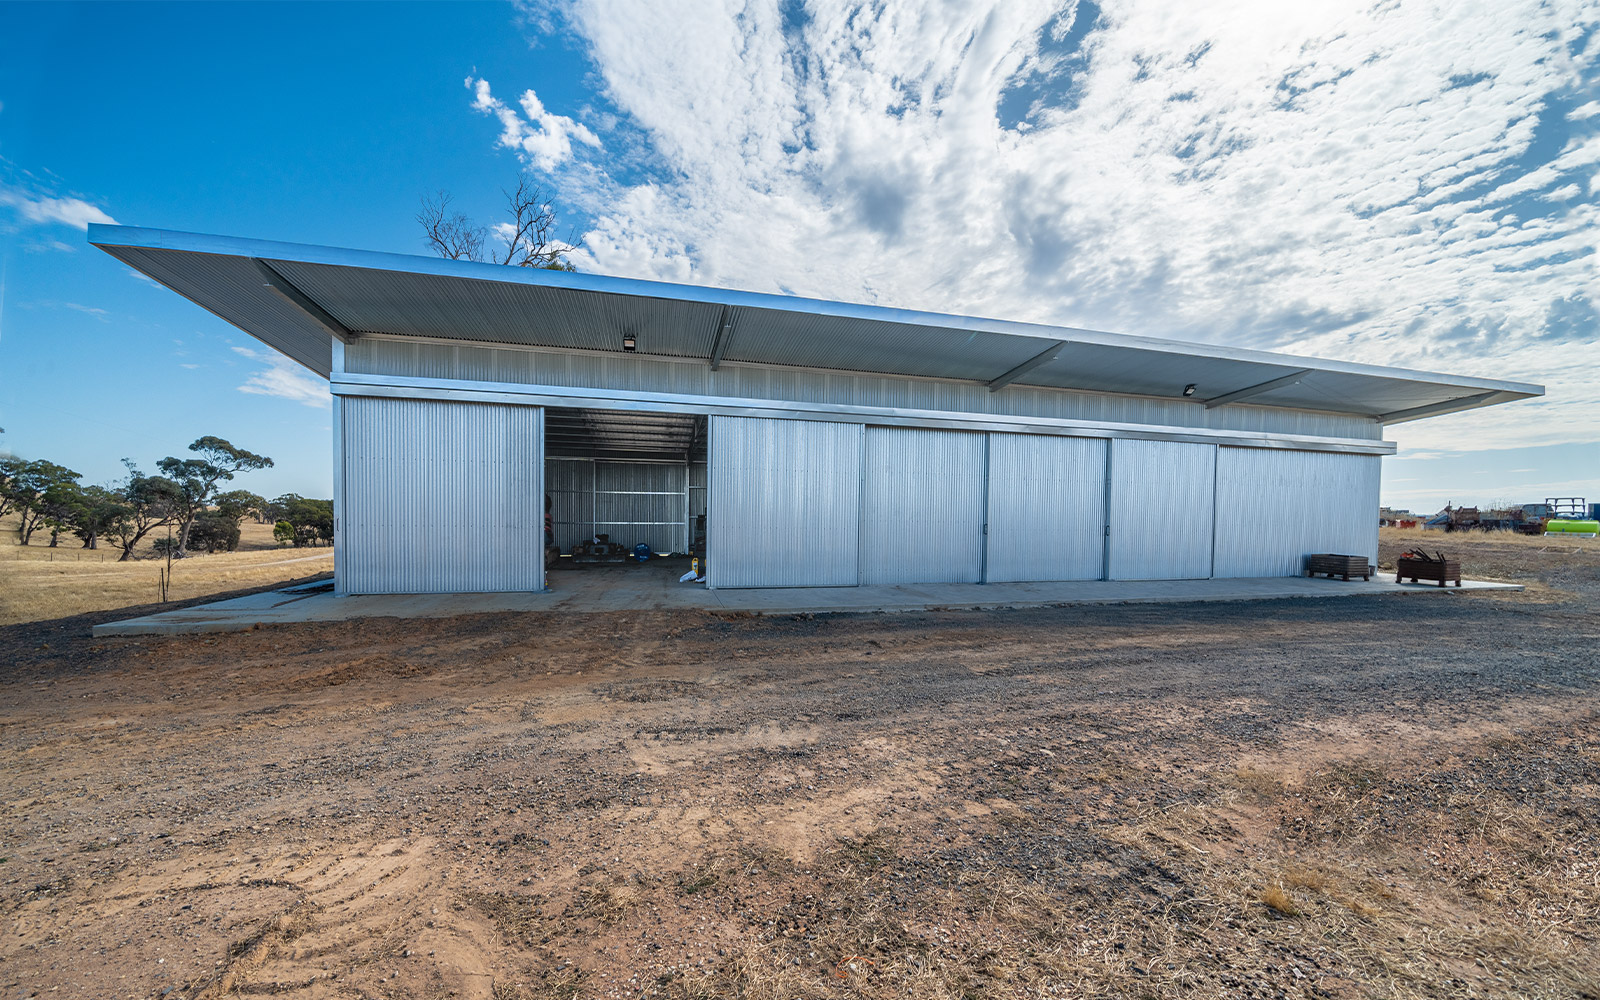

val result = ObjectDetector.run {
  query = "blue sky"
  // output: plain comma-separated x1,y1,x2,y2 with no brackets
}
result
1,0,1595,512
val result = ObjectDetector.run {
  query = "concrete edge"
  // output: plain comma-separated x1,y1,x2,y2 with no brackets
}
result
704,582,1525,617
90,578,1525,636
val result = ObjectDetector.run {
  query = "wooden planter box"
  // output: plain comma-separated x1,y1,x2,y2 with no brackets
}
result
1305,553,1370,581
1397,557,1461,587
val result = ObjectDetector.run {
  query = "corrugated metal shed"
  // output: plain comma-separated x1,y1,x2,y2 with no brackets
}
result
985,434,1108,582
90,225,1542,424
93,225,1543,595
859,428,987,585
1107,440,1217,580
339,397,543,594
707,417,862,588
1212,449,1381,576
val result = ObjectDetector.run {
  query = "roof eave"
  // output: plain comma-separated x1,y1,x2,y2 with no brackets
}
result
88,223,1547,415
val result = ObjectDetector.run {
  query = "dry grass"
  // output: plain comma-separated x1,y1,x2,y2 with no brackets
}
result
1258,883,1301,916
1380,525,1600,606
0,518,331,625
1379,525,1597,584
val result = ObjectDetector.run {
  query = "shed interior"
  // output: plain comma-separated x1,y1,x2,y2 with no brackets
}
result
544,406,707,559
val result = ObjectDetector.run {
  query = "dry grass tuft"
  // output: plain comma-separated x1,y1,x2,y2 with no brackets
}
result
1258,884,1300,916
1279,864,1332,892
573,879,643,927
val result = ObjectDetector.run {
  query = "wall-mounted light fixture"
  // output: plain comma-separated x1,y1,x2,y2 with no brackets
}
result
622,334,637,352
1182,383,1197,397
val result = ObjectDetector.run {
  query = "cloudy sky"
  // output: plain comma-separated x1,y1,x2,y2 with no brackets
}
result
1,0,1595,511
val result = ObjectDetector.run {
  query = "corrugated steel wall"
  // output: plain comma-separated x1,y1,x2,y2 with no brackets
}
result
1107,439,1217,580
860,428,986,584
1213,448,1380,577
545,458,594,552
986,434,1108,582
334,389,1377,592
595,461,688,555
689,460,707,550
344,338,1381,441
708,416,863,588
546,459,689,554
340,396,543,594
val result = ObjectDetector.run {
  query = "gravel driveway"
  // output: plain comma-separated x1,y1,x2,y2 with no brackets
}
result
2,536,1597,999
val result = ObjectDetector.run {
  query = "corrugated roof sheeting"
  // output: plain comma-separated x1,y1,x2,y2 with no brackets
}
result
103,246,333,376
1024,342,1300,400
544,407,700,459
723,306,1049,382
1248,369,1440,414
270,259,724,357
92,225,1542,423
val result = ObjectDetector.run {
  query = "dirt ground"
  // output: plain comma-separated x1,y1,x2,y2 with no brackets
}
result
2,531,1597,999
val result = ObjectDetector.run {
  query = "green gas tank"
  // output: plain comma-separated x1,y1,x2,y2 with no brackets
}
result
1545,519,1599,534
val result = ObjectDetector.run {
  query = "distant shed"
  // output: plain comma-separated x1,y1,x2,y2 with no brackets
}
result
91,225,1542,595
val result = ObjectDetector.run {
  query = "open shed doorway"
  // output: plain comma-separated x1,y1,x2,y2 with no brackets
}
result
543,407,707,580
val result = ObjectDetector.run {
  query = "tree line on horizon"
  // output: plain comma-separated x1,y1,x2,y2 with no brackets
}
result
0,436,332,560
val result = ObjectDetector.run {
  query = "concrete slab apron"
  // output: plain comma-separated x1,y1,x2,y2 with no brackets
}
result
92,569,1523,637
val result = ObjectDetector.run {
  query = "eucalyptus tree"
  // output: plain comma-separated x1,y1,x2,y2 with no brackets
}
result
155,437,274,557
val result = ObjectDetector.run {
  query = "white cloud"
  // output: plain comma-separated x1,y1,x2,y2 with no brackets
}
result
466,76,600,170
0,189,116,229
485,0,1597,447
64,302,108,320
231,345,330,408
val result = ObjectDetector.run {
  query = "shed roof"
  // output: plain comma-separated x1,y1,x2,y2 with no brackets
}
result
89,225,1542,424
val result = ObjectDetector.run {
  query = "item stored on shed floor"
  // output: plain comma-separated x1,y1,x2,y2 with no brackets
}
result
572,535,631,564
1305,553,1370,581
1397,548,1461,587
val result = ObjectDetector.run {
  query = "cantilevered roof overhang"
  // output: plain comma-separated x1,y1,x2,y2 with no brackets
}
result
89,225,1542,425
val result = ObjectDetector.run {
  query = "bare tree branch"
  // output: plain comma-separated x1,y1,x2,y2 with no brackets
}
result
417,191,486,262
418,180,575,271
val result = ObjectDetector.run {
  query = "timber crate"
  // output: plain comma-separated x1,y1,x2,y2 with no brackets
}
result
1305,553,1370,581
1396,557,1461,587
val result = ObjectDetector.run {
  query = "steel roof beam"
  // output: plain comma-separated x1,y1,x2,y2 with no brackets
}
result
253,259,355,343
544,434,694,444
1203,369,1313,409
1376,390,1504,425
708,305,736,371
988,340,1068,392
545,449,691,460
